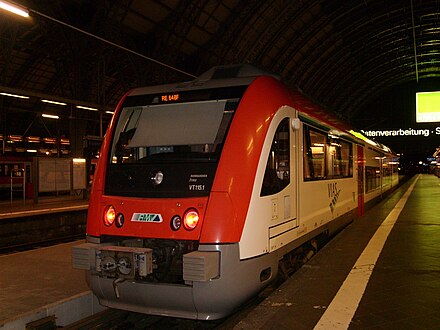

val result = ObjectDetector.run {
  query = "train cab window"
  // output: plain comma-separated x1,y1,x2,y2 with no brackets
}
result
110,100,234,164
261,118,290,196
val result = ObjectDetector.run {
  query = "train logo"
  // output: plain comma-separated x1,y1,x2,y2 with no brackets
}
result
131,213,163,223
328,182,341,213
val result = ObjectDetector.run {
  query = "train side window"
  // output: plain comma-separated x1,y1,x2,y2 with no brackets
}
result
261,118,290,197
303,126,326,180
366,166,381,192
341,140,353,177
328,138,352,178
304,125,353,180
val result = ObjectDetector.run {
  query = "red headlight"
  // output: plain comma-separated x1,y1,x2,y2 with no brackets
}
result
183,208,199,231
104,205,116,226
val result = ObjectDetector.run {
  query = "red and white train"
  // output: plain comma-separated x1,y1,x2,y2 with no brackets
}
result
73,65,399,320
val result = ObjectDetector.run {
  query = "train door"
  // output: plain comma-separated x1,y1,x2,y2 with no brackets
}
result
357,145,365,217
265,112,299,252
239,106,299,259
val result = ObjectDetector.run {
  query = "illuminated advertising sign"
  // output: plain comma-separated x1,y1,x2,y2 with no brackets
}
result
416,91,440,123
363,127,440,138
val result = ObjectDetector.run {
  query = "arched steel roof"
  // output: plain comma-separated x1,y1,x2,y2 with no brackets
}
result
1,0,439,137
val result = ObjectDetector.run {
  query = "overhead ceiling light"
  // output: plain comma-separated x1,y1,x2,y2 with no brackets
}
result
0,1,29,18
26,136,41,143
43,137,57,144
41,99,67,106
0,92,29,99
76,105,98,111
42,114,59,119
8,135,22,142
105,111,115,115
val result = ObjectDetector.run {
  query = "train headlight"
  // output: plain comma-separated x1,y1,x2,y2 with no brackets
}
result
115,213,125,228
183,208,199,230
104,205,116,226
150,170,164,186
170,215,182,231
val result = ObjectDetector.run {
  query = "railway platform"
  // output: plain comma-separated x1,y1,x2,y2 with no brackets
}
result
0,195,88,220
235,174,440,329
0,196,88,253
0,240,104,329
1,174,439,329
0,196,92,328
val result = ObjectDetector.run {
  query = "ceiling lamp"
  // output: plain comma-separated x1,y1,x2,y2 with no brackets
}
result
41,99,67,106
76,105,98,111
42,114,59,119
0,92,29,99
0,1,29,18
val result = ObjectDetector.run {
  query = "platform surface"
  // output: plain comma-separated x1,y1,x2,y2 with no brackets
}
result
0,195,88,220
0,240,89,323
1,175,439,328
235,174,440,329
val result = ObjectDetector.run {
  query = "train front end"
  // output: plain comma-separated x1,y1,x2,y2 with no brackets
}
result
72,67,283,320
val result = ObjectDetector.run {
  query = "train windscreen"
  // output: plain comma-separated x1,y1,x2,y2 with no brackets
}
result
105,88,245,198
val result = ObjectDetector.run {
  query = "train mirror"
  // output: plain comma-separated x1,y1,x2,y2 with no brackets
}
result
291,118,301,131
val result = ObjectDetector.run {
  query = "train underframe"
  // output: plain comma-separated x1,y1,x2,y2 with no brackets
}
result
73,211,354,320
75,239,279,320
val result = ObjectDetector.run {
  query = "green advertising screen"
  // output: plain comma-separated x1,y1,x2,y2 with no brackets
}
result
416,91,440,123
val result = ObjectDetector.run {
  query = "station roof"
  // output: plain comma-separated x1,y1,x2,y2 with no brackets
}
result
1,1,439,159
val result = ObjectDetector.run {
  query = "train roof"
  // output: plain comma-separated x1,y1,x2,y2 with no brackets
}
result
127,64,396,156
128,64,275,96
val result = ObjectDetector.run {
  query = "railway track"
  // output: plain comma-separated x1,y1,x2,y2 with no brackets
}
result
64,309,223,329
0,233,85,255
